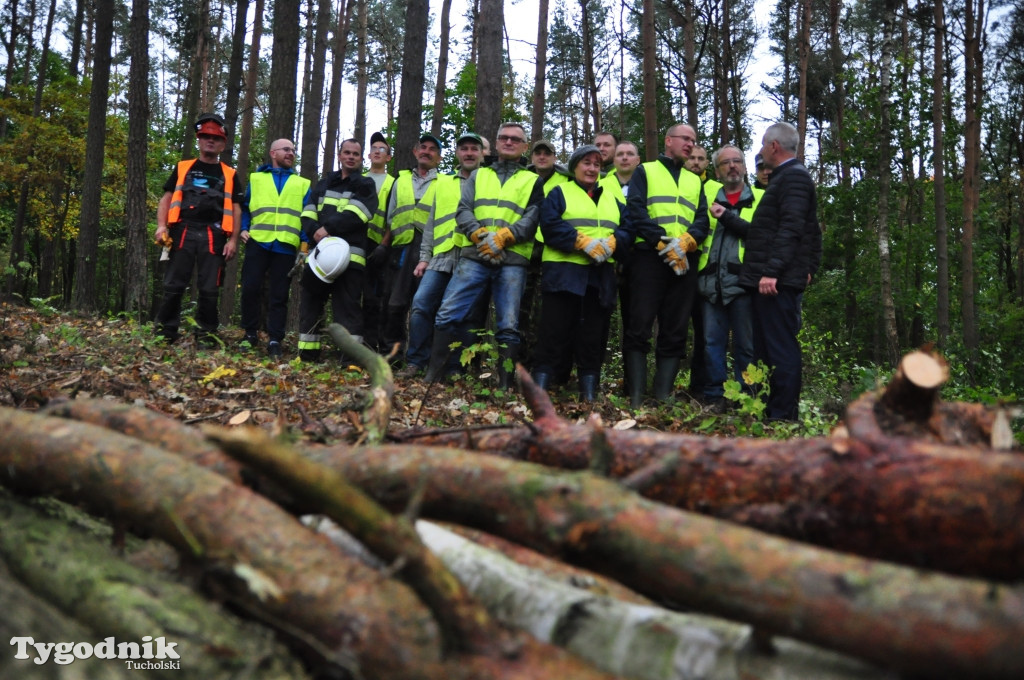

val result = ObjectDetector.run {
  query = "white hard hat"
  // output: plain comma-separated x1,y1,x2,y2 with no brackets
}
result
308,237,351,282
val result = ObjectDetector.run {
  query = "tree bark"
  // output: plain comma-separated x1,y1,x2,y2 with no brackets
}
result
641,0,658,158
267,0,301,142
430,0,453,137
474,0,503,141
795,0,812,160
0,408,445,678
0,491,309,679
71,0,114,312
530,0,550,142
123,0,150,318
416,520,894,680
302,442,1024,680
393,367,1024,581
221,0,249,165
393,0,430,171
300,0,332,181
961,0,984,379
877,0,900,367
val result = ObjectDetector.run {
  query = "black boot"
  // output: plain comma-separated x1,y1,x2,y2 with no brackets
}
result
653,356,682,402
496,343,519,390
425,329,460,382
624,351,647,409
532,371,551,390
579,372,599,402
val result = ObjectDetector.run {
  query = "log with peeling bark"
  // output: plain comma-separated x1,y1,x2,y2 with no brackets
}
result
300,442,1024,680
0,490,309,680
415,520,896,680
0,408,621,680
390,364,1024,580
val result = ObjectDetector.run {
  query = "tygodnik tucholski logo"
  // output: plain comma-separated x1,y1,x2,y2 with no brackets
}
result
10,636,181,669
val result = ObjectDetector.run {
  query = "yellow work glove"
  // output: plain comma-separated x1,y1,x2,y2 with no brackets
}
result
604,235,617,254
493,227,515,250
678,231,698,253
657,236,690,276
575,232,612,264
470,227,489,244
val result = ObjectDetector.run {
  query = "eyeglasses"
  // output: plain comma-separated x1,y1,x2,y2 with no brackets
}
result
271,146,295,153
716,158,744,167
497,134,526,144
371,145,390,153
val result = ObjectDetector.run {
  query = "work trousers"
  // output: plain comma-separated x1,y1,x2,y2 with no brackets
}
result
156,223,227,339
533,289,612,377
298,267,365,352
240,241,294,343
382,231,423,349
623,248,699,358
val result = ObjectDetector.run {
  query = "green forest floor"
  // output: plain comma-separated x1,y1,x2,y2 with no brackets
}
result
0,299,854,441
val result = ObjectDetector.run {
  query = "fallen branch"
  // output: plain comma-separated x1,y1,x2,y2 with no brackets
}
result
325,322,392,444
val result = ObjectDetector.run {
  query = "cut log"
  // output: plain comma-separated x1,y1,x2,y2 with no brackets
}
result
0,490,309,679
416,520,896,680
301,442,1024,679
0,407,444,679
391,369,1024,580
0,562,133,680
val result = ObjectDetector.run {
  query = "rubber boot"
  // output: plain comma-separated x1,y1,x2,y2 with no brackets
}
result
578,372,599,402
425,328,460,382
496,343,519,390
624,351,647,409
653,356,682,402
532,372,551,390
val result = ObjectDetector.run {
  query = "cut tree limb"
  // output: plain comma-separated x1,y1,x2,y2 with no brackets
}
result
0,407,444,679
416,520,896,680
302,442,1024,679
392,366,1024,580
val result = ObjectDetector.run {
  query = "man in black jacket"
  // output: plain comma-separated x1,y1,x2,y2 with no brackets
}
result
739,122,822,421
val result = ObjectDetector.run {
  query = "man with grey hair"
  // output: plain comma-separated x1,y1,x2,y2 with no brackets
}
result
739,122,822,421
699,144,762,409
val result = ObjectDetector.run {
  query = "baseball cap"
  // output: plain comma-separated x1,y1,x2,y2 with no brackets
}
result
456,132,483,146
419,132,443,150
754,153,765,168
531,139,555,155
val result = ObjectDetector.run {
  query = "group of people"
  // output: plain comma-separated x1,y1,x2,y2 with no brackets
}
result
154,113,820,420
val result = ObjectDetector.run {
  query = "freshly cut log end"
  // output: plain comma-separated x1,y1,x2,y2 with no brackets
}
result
878,350,949,424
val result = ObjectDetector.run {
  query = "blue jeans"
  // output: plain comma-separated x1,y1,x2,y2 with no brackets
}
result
406,269,452,368
702,295,753,399
435,258,527,347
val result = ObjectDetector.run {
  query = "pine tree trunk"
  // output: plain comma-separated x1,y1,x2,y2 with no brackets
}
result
474,0,503,141
430,0,453,137
300,0,332,181
393,0,430,171
530,0,549,142
123,0,150,317
268,0,301,142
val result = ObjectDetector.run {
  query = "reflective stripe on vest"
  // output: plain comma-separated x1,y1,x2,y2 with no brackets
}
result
368,174,396,244
430,174,464,255
302,188,374,225
298,332,320,351
472,167,537,259
389,170,437,247
541,182,621,266
698,182,763,271
247,171,310,248
640,160,700,242
167,159,236,233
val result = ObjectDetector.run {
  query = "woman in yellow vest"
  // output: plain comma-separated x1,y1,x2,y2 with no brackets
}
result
532,145,629,402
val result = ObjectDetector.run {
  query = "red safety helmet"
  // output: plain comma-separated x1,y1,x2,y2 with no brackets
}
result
195,113,227,139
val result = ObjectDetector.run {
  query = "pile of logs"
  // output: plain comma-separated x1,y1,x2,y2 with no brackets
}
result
1,339,1021,680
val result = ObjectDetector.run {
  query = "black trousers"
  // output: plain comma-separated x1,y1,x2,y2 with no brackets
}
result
382,231,422,348
298,266,365,350
240,241,294,343
156,223,226,338
533,289,612,377
623,248,698,358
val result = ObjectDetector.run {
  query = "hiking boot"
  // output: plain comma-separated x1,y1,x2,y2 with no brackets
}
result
395,364,424,379
267,341,282,358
